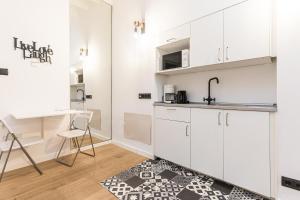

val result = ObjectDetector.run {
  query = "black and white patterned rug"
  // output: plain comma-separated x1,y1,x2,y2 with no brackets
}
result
100,159,268,200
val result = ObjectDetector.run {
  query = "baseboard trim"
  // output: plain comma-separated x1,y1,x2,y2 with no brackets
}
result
3,140,112,172
112,140,154,159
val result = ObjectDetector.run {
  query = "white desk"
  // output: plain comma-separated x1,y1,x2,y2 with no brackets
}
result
12,110,84,138
12,109,84,120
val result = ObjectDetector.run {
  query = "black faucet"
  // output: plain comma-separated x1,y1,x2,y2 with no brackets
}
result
203,77,219,105
77,89,85,101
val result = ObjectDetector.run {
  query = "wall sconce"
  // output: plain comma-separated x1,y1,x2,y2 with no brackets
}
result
80,48,88,57
134,20,145,37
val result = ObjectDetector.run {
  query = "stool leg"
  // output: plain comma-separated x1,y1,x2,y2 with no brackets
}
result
0,139,14,182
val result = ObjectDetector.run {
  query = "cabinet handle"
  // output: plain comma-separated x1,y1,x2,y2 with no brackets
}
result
226,113,229,127
218,48,221,62
186,125,189,136
218,112,221,126
226,46,229,60
166,38,176,43
166,108,176,111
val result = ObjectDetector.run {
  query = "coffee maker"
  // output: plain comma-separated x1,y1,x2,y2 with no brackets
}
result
163,85,176,103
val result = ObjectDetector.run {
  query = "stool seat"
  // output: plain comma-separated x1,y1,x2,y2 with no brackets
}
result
58,129,86,139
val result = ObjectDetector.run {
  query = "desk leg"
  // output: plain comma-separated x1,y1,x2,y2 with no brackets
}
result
41,118,44,138
12,134,43,175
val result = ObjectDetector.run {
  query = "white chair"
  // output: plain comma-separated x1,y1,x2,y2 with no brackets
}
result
56,111,95,167
0,116,43,182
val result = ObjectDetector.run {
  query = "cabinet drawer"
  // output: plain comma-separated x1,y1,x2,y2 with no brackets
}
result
157,24,191,47
155,106,190,122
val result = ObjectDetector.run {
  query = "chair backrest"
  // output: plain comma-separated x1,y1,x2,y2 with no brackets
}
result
71,111,93,130
1,115,16,133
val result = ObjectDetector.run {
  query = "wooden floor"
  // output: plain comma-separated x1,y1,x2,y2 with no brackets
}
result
0,144,146,200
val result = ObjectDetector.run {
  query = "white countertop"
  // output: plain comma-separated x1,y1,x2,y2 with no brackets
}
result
154,102,277,112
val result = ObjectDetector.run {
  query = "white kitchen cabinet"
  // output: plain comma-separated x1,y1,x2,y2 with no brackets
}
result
223,0,247,8
224,0,272,62
190,0,224,20
223,110,270,197
191,109,224,180
190,12,224,67
157,24,190,47
155,118,190,168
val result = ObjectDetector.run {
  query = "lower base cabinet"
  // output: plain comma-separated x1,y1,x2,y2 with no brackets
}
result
191,109,224,180
223,110,271,197
154,118,190,168
155,107,272,197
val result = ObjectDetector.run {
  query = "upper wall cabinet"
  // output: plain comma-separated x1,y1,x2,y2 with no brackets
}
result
190,0,224,20
223,0,247,8
224,0,272,62
190,12,224,67
157,24,190,48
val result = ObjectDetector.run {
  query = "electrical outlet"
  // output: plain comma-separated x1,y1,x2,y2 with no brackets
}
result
0,68,8,75
139,93,151,99
282,176,300,191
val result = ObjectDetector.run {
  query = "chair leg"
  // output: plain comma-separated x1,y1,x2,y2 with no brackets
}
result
0,132,11,161
79,128,95,157
56,137,80,167
0,139,15,182
12,134,42,175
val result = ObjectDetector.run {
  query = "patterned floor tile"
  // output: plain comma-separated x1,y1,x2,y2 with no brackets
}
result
136,181,163,199
159,170,179,180
186,180,229,199
211,180,234,195
100,176,123,190
172,175,195,187
125,176,146,188
109,181,134,199
117,170,138,181
160,180,185,196
122,191,145,200
147,175,169,187
146,191,177,200
140,171,155,180
193,175,215,187
176,188,202,200
228,187,264,200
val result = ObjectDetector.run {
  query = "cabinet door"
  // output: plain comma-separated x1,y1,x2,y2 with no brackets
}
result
157,24,190,47
190,0,224,20
190,12,223,67
224,110,270,197
223,0,247,8
224,0,271,62
155,119,190,168
191,109,224,179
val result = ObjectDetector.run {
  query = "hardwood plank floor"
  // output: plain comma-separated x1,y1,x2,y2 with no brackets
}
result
0,144,147,200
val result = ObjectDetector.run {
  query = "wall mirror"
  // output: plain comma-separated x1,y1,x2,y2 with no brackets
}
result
69,0,112,147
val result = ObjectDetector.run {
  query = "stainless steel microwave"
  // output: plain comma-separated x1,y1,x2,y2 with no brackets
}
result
162,49,189,70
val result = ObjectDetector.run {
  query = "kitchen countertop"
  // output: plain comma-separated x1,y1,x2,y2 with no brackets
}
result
153,102,277,112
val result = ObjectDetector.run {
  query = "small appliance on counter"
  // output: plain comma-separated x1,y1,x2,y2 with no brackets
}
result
176,90,188,104
163,85,176,103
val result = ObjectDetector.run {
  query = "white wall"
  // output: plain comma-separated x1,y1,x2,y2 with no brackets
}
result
112,0,277,157
0,0,70,171
112,0,156,156
277,0,300,199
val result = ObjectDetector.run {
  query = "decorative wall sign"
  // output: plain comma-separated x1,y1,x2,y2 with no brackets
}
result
13,37,53,64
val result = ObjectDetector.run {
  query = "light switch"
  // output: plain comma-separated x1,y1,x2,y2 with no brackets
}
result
0,68,8,75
